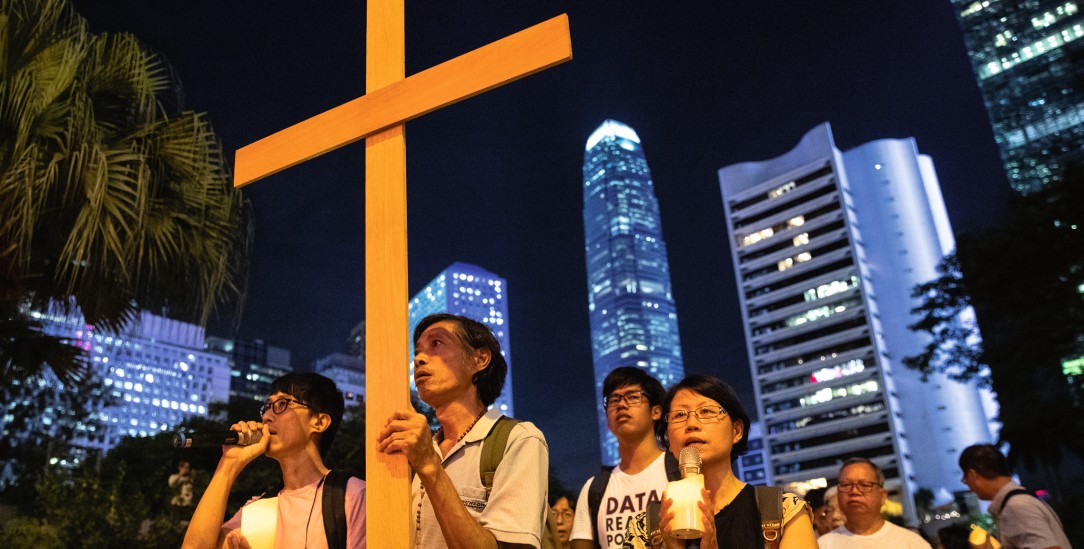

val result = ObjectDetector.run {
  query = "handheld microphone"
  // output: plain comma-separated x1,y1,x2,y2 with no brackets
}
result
679,445,702,477
172,430,262,449
668,445,705,539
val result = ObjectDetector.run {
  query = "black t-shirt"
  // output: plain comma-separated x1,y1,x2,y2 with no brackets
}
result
713,484,762,549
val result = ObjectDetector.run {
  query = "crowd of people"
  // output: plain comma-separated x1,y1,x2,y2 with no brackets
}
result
176,313,1071,549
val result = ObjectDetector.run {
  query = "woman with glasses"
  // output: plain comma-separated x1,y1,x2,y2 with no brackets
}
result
622,374,817,549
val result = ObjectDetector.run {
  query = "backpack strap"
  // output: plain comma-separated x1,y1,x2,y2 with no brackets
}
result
754,486,783,549
999,488,1034,508
321,469,351,549
587,466,615,549
663,452,681,481
479,415,519,496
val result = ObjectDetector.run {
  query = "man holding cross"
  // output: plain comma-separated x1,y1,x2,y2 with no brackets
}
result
376,313,549,549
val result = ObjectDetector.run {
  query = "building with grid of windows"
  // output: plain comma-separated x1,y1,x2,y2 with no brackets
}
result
719,123,994,523
583,119,685,466
408,262,514,416
204,337,292,406
9,305,229,455
952,0,1084,194
735,422,770,485
313,352,365,409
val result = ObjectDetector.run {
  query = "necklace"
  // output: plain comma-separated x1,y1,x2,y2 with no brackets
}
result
435,409,486,444
304,472,329,549
415,409,487,547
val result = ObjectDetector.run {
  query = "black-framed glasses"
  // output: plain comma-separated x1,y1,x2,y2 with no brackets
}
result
837,481,883,494
605,390,649,409
260,398,310,416
665,406,726,424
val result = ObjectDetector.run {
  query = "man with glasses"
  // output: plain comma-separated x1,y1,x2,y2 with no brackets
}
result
959,444,1070,549
182,372,366,549
817,457,927,548
570,367,677,549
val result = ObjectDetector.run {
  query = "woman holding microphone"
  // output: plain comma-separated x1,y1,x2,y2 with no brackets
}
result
622,375,817,549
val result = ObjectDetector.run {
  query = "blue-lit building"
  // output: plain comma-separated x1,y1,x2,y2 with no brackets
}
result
735,421,770,486
3,305,229,456
719,123,996,523
312,352,365,410
583,120,685,466
408,262,514,416
204,336,292,406
952,0,1084,194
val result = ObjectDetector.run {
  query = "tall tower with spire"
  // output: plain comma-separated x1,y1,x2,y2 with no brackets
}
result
582,119,685,465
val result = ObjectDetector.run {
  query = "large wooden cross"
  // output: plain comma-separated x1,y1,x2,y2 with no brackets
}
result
233,2,571,546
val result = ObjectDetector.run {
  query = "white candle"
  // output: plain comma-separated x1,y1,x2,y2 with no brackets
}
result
241,497,278,549
667,475,704,539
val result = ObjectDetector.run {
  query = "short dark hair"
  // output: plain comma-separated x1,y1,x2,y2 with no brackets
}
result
840,457,885,485
959,444,1012,479
804,487,827,509
270,372,344,458
413,313,507,408
658,374,750,461
548,489,576,509
938,524,972,549
603,366,665,407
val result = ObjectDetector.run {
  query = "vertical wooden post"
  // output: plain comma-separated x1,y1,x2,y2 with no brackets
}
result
364,0,411,546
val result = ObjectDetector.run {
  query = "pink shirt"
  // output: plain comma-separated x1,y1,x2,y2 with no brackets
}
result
222,476,366,549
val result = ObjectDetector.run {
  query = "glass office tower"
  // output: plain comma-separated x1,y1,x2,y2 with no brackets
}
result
719,123,994,523
408,262,514,416
583,119,685,465
952,0,1084,193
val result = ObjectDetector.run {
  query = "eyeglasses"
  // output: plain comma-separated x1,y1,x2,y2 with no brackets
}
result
551,509,574,521
605,390,649,409
260,398,310,417
836,481,883,494
665,406,727,424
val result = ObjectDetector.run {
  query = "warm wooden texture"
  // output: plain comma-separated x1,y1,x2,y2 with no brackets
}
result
232,5,573,546
364,0,411,547
233,13,572,187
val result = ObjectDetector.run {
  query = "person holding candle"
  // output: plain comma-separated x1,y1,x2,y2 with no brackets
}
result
622,375,817,549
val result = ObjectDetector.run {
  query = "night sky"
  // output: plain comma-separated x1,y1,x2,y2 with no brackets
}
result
71,0,1009,488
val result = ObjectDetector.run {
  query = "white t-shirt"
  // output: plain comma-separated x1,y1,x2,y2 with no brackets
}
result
222,476,366,549
570,453,668,549
817,521,929,549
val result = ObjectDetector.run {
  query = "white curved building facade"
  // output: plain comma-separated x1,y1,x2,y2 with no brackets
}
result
718,123,996,523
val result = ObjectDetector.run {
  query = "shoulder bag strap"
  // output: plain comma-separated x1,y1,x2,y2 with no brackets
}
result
754,486,783,549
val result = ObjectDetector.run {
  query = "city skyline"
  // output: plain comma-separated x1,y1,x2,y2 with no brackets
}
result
67,1,1010,487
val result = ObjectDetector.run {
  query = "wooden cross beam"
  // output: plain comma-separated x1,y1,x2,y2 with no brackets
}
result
233,3,571,546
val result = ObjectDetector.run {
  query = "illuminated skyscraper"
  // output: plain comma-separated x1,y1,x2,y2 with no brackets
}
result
408,262,514,415
583,119,685,466
719,123,995,523
952,0,1084,193
3,305,229,458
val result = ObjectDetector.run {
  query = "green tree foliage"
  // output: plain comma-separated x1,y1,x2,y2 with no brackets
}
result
906,164,1084,471
0,0,251,387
